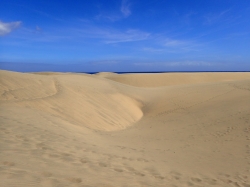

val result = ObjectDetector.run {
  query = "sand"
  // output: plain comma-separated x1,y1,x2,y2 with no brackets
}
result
0,70,250,187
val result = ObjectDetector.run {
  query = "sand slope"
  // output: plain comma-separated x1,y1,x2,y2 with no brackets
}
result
1,70,250,187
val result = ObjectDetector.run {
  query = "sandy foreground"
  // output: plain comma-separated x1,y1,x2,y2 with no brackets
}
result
0,70,250,187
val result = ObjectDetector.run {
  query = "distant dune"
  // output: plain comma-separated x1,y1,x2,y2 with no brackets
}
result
1,70,250,187
104,72,250,87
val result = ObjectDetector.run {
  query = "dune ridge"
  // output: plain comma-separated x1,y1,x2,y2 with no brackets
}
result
1,70,250,187
0,70,143,131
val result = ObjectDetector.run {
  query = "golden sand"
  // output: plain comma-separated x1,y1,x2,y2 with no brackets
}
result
1,70,250,187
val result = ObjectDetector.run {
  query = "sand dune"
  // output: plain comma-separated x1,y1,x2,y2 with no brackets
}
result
1,70,250,187
104,72,250,87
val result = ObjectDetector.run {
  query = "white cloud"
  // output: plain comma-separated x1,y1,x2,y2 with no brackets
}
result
204,9,231,25
90,60,120,65
76,26,150,43
133,61,212,67
105,29,150,43
0,20,21,36
179,61,212,66
36,26,41,31
95,0,132,22
142,47,164,53
121,0,131,17
139,37,201,53
95,13,121,22
164,38,186,47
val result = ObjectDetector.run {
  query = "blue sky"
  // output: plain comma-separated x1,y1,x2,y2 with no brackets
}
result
1,0,250,72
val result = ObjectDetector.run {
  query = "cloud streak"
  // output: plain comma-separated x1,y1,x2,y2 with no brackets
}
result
133,61,212,67
121,0,131,17
164,38,186,47
141,37,202,54
0,21,21,36
75,26,150,44
204,9,231,25
94,0,132,22
105,29,150,43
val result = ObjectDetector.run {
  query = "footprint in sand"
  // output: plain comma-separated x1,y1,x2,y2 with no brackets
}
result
99,162,108,167
114,168,123,172
191,177,202,183
134,171,145,177
137,158,149,162
154,175,165,180
80,158,89,164
67,177,82,183
61,153,71,157
204,178,217,185
48,154,60,158
41,172,52,177
2,161,15,166
186,182,194,186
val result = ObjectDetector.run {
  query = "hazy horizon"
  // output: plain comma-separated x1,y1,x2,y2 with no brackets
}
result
1,61,250,73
